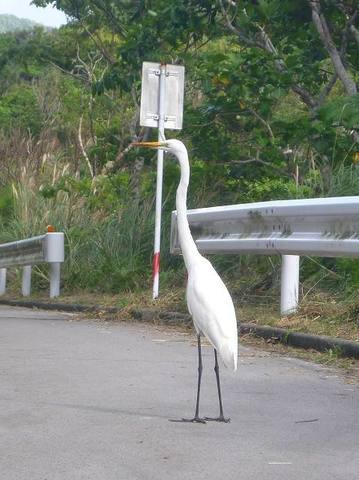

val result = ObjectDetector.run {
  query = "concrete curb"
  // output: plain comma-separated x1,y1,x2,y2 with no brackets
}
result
1,298,358,359
0,299,120,313
240,323,359,359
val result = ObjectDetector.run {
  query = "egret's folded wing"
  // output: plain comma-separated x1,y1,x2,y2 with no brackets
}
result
186,261,237,349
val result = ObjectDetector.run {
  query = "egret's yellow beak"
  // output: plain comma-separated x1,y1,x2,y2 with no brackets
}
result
132,141,163,148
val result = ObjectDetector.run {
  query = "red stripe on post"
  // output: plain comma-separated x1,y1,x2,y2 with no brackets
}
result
152,252,160,279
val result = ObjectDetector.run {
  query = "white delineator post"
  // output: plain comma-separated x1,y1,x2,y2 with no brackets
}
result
280,255,300,316
152,64,167,299
0,268,6,295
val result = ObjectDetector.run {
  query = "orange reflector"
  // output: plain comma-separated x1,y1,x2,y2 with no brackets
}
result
47,225,56,233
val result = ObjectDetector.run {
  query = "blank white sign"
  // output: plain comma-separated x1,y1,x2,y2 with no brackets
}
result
140,62,185,130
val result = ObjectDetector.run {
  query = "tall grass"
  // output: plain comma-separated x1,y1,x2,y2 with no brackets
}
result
64,200,156,292
2,146,359,297
0,159,163,293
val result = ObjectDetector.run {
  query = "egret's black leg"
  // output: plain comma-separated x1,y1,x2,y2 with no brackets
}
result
193,334,204,420
204,349,230,423
169,334,206,424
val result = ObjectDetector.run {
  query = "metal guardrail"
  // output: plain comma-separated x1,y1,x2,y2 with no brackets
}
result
0,232,64,298
170,196,359,314
0,235,45,268
171,196,359,256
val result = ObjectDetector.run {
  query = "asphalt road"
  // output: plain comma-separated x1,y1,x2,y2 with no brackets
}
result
0,305,358,480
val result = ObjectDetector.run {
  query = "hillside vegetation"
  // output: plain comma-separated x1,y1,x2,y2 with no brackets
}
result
0,14,40,33
0,1,358,317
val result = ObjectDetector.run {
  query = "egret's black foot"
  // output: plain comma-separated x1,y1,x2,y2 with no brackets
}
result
204,416,230,423
169,417,207,424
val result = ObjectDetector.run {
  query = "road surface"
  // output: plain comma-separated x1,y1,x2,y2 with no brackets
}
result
0,305,358,479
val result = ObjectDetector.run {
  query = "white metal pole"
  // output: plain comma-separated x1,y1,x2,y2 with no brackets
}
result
280,255,300,316
22,265,32,297
49,262,61,298
0,268,6,295
152,64,166,299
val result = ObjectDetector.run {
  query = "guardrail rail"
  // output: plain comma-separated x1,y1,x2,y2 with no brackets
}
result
170,196,359,315
0,231,64,298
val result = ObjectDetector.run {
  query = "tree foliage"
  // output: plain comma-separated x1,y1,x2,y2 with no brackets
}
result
32,0,358,175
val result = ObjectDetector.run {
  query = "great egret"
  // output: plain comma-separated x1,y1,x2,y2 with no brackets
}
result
134,139,238,423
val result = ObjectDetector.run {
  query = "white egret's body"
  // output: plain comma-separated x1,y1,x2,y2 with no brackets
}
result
172,139,238,371
134,139,238,422
186,259,238,370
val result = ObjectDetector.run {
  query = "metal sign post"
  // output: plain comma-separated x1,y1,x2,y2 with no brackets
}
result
140,62,185,299
152,65,166,298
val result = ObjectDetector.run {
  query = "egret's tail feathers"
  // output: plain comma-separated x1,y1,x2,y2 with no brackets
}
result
218,341,238,371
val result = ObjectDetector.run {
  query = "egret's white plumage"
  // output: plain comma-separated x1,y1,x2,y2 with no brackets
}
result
166,139,238,371
186,259,238,371
134,138,238,422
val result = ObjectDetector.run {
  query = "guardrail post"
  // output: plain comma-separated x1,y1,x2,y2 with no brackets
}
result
0,268,6,295
45,232,64,298
49,262,61,298
281,255,299,316
22,266,32,296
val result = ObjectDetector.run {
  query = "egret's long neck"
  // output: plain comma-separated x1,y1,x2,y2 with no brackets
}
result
175,150,201,269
